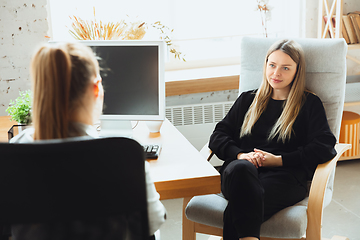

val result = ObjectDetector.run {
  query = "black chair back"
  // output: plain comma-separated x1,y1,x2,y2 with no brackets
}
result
0,137,148,240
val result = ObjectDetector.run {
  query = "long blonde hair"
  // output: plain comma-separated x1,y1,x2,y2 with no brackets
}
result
240,39,306,143
30,42,99,140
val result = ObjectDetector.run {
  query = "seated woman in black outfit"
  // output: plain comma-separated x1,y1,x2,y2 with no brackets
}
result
209,39,336,240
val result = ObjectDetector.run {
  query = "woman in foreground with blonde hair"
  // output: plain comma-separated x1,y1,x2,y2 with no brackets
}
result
209,39,336,240
11,42,166,239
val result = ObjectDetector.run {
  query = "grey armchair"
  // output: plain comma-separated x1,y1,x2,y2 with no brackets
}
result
184,37,350,240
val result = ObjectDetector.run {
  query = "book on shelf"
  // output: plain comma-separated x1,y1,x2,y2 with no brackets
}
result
341,17,351,44
348,12,360,44
343,14,358,44
349,11,360,15
323,15,350,43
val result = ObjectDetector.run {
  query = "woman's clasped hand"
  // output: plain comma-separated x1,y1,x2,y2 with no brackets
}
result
237,149,282,168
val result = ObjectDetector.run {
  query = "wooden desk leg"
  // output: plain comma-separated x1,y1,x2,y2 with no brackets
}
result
183,197,196,240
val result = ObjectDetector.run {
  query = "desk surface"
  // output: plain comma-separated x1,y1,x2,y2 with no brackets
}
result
0,116,15,142
133,119,220,200
0,116,221,200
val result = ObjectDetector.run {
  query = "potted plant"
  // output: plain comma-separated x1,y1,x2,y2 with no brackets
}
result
6,90,32,126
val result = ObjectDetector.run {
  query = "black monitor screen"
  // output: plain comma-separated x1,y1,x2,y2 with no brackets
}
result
91,45,159,116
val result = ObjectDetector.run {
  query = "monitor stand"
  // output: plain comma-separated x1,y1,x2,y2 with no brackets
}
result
99,119,133,138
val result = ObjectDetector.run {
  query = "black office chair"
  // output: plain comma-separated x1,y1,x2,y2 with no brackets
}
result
0,137,149,240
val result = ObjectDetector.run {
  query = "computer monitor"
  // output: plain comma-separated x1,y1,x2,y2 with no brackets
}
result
82,40,166,136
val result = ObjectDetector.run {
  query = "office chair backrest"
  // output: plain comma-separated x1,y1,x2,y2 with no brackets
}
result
239,37,347,140
0,137,149,240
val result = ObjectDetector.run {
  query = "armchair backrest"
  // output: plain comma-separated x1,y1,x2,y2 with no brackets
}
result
239,37,347,140
0,137,149,240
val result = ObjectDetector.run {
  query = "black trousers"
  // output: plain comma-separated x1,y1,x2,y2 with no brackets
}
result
221,160,307,240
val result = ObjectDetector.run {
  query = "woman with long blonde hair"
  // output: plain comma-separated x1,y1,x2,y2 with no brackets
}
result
209,39,336,240
11,42,166,239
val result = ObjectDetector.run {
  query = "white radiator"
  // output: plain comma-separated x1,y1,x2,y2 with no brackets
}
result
166,101,234,166
166,101,233,127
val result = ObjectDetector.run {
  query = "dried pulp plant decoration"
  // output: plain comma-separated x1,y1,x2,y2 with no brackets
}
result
255,0,272,37
68,7,185,61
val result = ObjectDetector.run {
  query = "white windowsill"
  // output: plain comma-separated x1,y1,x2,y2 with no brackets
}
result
165,64,240,82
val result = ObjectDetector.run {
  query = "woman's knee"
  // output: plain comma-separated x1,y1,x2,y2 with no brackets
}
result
223,159,256,177
221,160,264,211
221,160,258,189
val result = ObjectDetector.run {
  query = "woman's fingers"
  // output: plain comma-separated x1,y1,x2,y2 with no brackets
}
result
239,152,267,168
253,152,263,167
254,149,266,161
243,153,261,168
250,156,259,168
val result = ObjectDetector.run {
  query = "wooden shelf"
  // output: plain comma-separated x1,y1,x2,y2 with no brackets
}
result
344,101,360,107
347,44,360,50
339,153,360,161
318,0,360,71
165,75,239,97
318,0,360,162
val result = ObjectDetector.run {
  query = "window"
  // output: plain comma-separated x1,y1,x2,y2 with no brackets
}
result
49,0,301,71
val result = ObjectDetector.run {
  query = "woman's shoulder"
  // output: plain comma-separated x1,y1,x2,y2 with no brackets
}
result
237,89,257,102
231,89,257,109
240,89,257,96
301,91,327,114
304,91,324,105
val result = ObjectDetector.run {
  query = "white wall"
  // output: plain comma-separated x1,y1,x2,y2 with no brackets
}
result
0,0,49,115
1,0,360,116
301,0,319,38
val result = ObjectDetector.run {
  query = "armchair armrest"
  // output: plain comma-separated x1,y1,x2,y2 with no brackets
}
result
200,142,214,161
306,143,351,240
